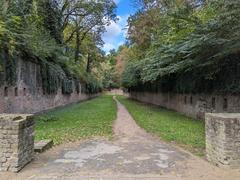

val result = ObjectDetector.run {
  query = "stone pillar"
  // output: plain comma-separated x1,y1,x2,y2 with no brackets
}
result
205,113,240,167
0,114,34,172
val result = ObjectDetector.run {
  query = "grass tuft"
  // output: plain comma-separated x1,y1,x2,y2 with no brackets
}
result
35,95,116,145
117,96,205,156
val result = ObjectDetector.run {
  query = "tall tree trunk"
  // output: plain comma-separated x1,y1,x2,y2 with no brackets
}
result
86,53,91,73
75,30,80,62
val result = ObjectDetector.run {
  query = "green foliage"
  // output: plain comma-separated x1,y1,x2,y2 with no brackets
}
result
85,74,103,94
62,79,74,94
102,50,121,89
0,0,116,92
35,95,117,145
40,61,64,94
4,53,16,85
37,0,63,44
102,68,120,89
36,116,59,123
122,61,141,88
24,24,66,63
117,96,205,156
62,0,117,62
0,48,17,86
0,0,68,89
122,0,240,94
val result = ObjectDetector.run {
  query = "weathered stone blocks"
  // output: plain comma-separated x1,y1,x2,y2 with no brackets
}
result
0,114,34,172
205,113,240,167
34,139,53,153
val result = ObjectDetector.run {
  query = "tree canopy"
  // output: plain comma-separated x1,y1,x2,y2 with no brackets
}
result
1,0,239,94
0,0,117,93
121,0,240,94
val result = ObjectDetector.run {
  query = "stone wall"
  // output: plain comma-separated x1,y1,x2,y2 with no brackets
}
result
106,89,129,97
205,113,240,167
0,59,96,114
129,91,240,119
0,114,34,172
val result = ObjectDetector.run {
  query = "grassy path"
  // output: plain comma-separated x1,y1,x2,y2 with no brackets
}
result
117,96,205,156
35,95,116,145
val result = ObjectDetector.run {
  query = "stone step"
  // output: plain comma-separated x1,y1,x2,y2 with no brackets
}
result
34,140,53,153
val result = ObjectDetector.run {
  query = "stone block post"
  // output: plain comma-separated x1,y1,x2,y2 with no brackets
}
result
0,114,34,172
205,113,240,167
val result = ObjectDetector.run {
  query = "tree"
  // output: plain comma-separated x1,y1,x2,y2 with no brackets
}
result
37,0,63,44
61,0,117,62
122,0,240,94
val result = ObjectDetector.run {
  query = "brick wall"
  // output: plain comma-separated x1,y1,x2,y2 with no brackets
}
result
129,91,240,119
0,59,96,114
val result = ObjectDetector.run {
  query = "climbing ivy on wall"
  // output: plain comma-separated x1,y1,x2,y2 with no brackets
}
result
0,49,16,87
74,80,80,94
0,0,108,94
62,79,73,95
0,52,4,85
122,0,240,95
40,61,76,95
0,53,78,95
129,55,240,95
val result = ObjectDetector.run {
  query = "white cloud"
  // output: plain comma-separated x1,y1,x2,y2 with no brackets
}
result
119,15,129,38
103,20,122,40
102,14,130,53
103,43,116,53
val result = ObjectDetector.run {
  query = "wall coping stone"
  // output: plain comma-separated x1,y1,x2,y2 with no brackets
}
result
0,114,33,121
205,113,240,119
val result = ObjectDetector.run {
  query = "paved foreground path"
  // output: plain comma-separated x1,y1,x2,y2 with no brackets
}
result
1,97,240,180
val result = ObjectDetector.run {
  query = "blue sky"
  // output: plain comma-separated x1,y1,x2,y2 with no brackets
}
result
102,0,137,53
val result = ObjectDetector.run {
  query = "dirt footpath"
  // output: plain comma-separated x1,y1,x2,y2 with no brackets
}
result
0,97,240,180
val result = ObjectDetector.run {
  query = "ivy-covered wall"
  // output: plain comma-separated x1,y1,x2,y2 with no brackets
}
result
0,50,17,87
0,58,97,114
126,54,240,95
0,48,83,95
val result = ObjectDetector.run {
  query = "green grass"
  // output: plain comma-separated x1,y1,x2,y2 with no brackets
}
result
117,96,205,156
35,95,116,145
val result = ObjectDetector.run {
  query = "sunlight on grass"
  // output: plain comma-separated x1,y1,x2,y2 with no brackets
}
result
35,95,116,145
117,96,205,156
